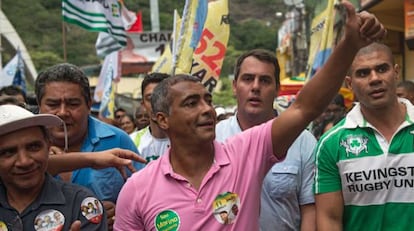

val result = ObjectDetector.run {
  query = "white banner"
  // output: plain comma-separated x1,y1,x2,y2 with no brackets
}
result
127,31,172,62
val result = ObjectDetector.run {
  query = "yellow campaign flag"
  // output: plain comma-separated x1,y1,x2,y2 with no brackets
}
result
107,82,116,119
152,0,229,88
191,0,230,92
151,10,181,74
306,0,336,80
151,43,173,74
174,0,208,75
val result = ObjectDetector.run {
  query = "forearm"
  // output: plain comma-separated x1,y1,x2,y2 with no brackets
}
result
48,153,93,175
295,40,359,120
296,1,385,121
315,192,344,231
300,203,316,231
317,216,342,231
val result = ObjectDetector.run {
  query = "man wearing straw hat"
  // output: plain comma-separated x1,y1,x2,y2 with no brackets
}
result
0,105,107,230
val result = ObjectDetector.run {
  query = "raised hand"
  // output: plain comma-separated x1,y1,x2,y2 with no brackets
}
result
341,0,386,49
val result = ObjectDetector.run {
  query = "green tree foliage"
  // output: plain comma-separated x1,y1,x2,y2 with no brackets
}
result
2,0,287,106
31,51,63,73
3,0,283,69
213,77,236,107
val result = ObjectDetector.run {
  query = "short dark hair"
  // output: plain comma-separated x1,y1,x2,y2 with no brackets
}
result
234,49,281,89
122,113,136,126
0,95,25,107
151,74,200,115
141,72,169,98
349,42,394,75
35,63,91,104
114,108,126,118
397,80,414,92
0,85,26,102
115,108,126,114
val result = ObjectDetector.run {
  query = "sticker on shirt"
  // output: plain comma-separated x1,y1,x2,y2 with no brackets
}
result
80,197,103,224
34,209,65,231
154,209,180,231
212,192,240,225
0,221,8,231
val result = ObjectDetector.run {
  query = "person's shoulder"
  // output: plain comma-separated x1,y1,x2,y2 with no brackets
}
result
215,115,237,142
90,116,133,138
136,126,150,139
127,158,163,185
294,129,317,144
88,116,118,133
216,115,234,130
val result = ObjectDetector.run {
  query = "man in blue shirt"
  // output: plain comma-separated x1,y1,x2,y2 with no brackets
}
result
216,49,317,231
35,63,143,229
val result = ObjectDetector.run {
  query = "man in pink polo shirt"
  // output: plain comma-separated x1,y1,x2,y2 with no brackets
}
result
114,2,386,230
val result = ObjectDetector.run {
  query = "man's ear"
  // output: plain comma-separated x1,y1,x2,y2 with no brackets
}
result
232,79,237,96
345,76,352,90
155,112,169,130
394,64,400,81
87,99,92,109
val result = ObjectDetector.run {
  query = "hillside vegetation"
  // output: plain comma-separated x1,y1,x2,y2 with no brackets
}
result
2,0,292,77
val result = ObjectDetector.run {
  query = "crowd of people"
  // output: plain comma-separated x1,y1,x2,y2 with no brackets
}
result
1,1,414,230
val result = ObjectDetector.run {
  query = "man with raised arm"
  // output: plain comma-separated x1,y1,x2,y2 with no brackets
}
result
114,1,386,230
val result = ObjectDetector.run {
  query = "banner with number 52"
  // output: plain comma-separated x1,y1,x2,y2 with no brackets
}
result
151,0,229,92
191,0,229,92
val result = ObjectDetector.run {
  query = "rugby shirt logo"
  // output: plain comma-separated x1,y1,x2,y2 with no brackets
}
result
340,135,368,157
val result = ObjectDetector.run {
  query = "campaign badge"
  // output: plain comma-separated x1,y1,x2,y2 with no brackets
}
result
212,192,240,225
80,197,103,224
154,209,180,231
0,221,8,231
34,209,65,231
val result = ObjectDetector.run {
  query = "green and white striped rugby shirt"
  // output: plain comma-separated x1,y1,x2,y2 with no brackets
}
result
314,99,414,231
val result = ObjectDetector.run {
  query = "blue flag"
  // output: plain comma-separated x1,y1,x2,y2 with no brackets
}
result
1,50,26,92
190,0,208,48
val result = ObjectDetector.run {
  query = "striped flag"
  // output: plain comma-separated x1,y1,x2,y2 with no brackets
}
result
0,50,26,92
95,32,124,58
62,0,127,56
94,2,138,58
94,51,121,118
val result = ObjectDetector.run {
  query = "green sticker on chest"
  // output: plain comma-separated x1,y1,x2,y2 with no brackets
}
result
155,209,180,231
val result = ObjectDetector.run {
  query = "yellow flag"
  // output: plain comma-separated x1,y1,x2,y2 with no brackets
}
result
151,10,181,74
174,0,202,75
107,82,116,119
191,0,229,92
306,0,336,80
151,0,229,93
151,43,173,74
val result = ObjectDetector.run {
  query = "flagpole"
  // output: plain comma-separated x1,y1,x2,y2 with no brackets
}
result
62,21,67,62
171,10,178,76
171,0,192,76
150,0,160,32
